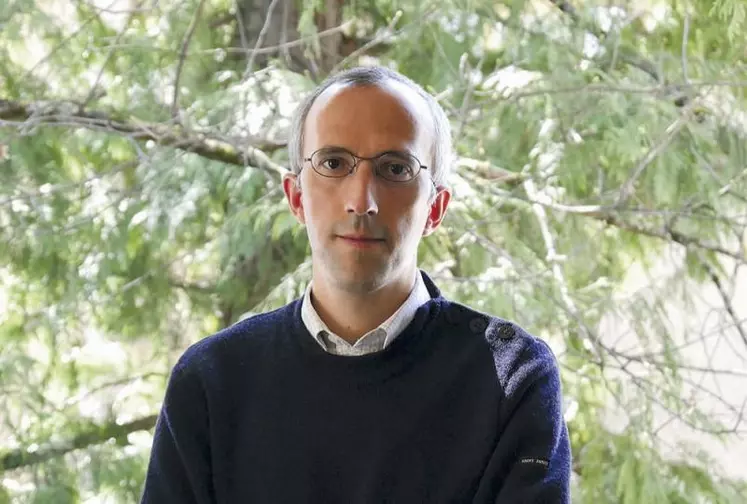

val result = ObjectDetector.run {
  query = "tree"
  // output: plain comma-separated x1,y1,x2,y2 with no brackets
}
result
1,0,746,501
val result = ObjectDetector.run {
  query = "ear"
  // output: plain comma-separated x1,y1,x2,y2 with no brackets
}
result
282,172,306,225
422,185,451,237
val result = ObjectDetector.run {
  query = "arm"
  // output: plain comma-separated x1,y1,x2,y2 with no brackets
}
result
474,338,572,504
494,352,571,503
140,360,215,504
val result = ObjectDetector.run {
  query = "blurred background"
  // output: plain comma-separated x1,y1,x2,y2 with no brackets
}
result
1,0,746,502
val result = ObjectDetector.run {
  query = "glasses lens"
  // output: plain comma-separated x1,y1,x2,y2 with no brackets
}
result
376,152,420,182
311,149,355,178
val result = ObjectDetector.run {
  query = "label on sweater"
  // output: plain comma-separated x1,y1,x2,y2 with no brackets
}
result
519,457,550,467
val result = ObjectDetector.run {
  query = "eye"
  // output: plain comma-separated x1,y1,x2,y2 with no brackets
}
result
385,162,409,175
311,149,354,177
321,157,345,171
379,154,417,181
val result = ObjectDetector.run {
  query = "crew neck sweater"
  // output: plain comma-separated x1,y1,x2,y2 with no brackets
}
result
141,273,571,503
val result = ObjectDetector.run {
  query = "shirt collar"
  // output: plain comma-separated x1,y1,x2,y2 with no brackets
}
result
300,270,432,353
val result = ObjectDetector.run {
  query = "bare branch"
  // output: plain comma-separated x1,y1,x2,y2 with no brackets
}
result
623,369,746,435
547,0,580,22
79,0,160,15
0,98,287,179
173,0,207,118
457,158,528,184
454,54,486,142
701,258,747,347
279,0,292,66
524,179,577,308
244,0,281,77
234,0,250,57
606,346,747,379
682,11,690,84
330,11,404,75
523,178,605,361
62,372,166,410
476,81,747,106
0,414,158,472
96,21,358,58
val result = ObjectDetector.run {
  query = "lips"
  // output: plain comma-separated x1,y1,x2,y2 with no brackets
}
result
336,235,385,248
339,235,384,241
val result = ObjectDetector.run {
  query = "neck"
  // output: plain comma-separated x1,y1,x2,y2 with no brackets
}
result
310,267,418,344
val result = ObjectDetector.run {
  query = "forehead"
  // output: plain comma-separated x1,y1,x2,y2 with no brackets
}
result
303,80,434,155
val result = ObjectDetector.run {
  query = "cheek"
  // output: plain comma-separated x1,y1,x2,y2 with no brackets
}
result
301,189,332,238
392,206,428,243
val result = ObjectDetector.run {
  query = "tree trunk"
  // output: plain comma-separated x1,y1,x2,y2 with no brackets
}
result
235,0,355,77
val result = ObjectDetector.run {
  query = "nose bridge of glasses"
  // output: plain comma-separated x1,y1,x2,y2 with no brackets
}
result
349,152,382,176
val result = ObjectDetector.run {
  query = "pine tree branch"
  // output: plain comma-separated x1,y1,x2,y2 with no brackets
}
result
19,0,108,82
614,100,698,207
81,0,146,109
0,414,158,472
485,186,746,263
0,98,287,179
547,0,665,84
602,214,745,264
0,159,138,207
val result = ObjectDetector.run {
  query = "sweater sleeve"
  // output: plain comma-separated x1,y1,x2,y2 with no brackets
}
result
140,356,215,504
474,337,572,504
495,353,571,503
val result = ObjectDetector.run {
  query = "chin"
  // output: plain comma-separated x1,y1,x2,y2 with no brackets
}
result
329,264,391,294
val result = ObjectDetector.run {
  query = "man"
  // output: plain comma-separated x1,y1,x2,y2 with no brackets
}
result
141,66,571,503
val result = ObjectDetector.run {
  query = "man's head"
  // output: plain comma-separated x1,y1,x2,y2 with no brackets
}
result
282,66,452,294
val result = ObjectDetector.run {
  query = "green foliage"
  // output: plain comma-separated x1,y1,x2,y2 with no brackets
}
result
709,0,747,41
1,0,747,501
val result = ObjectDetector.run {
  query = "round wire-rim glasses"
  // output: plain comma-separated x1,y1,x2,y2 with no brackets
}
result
303,147,429,183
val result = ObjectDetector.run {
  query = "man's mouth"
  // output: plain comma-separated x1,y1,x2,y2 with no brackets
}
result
337,235,385,247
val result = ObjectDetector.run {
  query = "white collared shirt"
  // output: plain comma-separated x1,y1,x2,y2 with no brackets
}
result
300,272,431,356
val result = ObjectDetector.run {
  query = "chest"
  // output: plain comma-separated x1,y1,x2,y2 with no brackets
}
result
207,355,503,503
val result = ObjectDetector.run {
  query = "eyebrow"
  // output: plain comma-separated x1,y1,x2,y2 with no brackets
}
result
318,145,415,158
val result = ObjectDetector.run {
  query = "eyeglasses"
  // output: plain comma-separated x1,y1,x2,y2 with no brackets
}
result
303,147,429,183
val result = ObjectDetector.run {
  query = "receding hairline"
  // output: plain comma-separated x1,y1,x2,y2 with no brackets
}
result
303,79,436,152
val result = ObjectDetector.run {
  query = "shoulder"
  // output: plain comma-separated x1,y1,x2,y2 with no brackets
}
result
441,301,560,390
172,300,299,378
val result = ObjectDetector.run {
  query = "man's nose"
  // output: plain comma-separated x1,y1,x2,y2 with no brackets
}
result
344,161,379,216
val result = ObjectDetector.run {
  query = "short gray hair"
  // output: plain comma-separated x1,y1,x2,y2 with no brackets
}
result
287,66,453,187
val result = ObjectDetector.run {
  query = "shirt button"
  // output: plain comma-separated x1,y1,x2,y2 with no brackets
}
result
469,318,488,333
497,324,515,340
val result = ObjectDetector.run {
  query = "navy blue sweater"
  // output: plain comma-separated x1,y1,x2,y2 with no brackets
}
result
141,273,571,503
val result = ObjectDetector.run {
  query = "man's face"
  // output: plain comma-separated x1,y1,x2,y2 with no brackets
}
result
283,81,450,294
